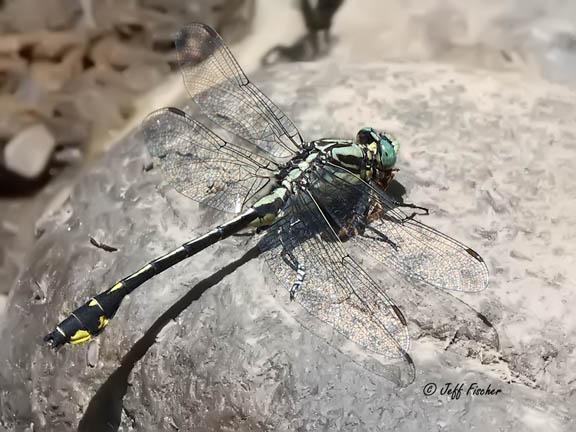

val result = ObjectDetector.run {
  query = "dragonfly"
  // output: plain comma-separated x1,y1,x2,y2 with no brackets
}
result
44,23,489,386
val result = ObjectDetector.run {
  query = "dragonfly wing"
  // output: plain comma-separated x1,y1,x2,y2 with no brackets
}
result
141,107,277,213
259,191,414,386
175,23,303,159
312,162,489,293
307,163,498,349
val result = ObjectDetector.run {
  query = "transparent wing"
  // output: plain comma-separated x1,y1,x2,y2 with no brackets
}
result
259,190,414,386
141,107,278,213
311,162,489,293
307,163,498,350
175,23,303,159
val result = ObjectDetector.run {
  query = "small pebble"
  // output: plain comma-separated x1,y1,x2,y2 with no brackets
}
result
0,294,7,315
3,124,56,179
53,147,83,165
87,341,99,368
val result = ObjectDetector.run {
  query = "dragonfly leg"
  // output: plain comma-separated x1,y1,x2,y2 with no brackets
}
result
289,264,306,300
337,194,378,241
337,211,368,241
374,199,429,223
396,202,429,223
278,227,307,300
364,225,399,251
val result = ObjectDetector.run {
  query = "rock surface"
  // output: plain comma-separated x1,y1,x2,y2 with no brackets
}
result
0,166,80,296
1,61,575,431
331,0,576,89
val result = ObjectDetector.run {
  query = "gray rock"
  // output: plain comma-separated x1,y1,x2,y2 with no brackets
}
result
328,0,576,91
0,166,79,295
3,124,56,179
0,241,19,296
1,62,575,431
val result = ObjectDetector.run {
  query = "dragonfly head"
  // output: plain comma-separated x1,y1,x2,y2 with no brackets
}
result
355,127,399,171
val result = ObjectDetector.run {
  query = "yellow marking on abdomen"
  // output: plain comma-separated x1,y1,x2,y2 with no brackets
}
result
110,282,123,292
88,298,104,311
98,316,109,329
70,330,91,344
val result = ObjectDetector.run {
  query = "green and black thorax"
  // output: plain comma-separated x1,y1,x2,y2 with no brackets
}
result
250,128,400,228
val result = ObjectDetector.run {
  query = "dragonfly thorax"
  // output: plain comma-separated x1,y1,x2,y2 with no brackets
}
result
311,139,368,177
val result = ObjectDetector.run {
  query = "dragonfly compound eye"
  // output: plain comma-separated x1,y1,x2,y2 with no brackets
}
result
356,127,376,145
377,133,398,169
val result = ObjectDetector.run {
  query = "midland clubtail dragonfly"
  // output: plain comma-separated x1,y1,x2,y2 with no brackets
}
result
44,23,488,385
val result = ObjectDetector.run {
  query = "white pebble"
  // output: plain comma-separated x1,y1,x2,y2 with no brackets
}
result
4,124,56,179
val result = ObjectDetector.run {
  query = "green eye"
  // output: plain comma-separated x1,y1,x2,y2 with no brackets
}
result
379,137,397,168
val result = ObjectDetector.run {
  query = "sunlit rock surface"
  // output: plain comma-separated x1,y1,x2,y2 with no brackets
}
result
0,62,575,431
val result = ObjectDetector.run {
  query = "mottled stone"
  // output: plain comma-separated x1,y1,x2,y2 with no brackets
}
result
0,0,256,161
1,62,575,431
2,0,81,32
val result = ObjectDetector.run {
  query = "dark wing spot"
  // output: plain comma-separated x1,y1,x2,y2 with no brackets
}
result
167,107,186,117
403,351,414,366
466,247,484,262
392,304,407,326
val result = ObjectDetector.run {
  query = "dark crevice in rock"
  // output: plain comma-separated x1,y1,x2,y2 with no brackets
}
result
77,246,260,432
0,164,53,196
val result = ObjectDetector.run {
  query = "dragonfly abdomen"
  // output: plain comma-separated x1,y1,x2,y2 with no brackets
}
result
251,150,321,228
250,186,290,228
44,209,260,348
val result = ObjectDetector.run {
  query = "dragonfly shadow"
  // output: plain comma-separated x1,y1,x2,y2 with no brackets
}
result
384,179,407,203
77,246,261,432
